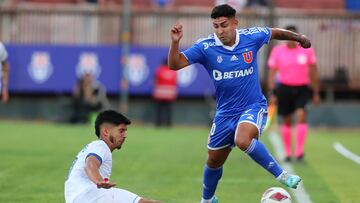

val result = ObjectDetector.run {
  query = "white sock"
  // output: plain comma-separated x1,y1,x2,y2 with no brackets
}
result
276,170,287,180
200,196,214,203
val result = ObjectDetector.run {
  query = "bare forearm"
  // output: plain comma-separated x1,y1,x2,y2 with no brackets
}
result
268,69,277,91
169,23,189,70
85,164,103,184
311,78,320,94
85,157,103,184
271,28,311,48
168,42,184,70
271,28,302,41
2,62,9,87
310,65,320,94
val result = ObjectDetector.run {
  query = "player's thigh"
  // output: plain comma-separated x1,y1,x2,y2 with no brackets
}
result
111,188,141,203
295,108,307,123
208,115,237,150
277,84,295,115
237,104,268,137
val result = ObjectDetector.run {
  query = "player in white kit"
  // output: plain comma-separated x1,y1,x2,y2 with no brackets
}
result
0,42,9,104
65,110,162,203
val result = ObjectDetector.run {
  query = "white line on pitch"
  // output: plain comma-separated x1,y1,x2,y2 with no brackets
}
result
268,131,313,203
333,142,360,165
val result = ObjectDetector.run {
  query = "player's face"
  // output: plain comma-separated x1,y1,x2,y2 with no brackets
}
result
287,40,298,48
108,124,128,150
212,17,238,46
286,29,298,48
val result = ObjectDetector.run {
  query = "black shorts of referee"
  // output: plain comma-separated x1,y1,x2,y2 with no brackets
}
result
276,84,311,116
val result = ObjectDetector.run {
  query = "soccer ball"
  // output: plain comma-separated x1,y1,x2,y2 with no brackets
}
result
261,187,292,203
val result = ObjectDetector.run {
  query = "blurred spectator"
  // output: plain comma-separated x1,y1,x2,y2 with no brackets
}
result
215,0,247,11
346,0,360,11
153,58,177,127
246,0,268,7
76,0,108,6
0,42,9,104
152,0,174,10
82,0,98,3
69,73,110,124
267,25,320,162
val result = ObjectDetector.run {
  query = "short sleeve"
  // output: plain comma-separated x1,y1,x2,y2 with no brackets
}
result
0,42,8,62
85,142,109,165
252,27,272,47
308,47,317,65
267,46,278,69
181,43,205,65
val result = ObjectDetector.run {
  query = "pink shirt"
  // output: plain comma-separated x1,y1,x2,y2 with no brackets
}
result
268,44,317,86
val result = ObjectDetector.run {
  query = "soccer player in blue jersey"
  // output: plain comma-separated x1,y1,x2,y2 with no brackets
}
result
168,4,311,203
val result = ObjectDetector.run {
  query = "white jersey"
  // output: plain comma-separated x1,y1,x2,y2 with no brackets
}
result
65,140,142,203
65,140,112,203
0,42,8,91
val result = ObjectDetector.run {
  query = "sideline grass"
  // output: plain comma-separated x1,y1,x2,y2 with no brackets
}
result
0,121,358,202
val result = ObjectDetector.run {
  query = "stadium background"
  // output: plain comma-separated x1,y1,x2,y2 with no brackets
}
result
0,0,359,127
0,1,359,202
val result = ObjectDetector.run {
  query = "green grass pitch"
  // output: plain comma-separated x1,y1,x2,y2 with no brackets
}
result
0,121,359,202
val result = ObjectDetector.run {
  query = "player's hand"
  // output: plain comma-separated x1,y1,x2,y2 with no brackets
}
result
170,23,183,43
299,35,311,48
96,178,116,189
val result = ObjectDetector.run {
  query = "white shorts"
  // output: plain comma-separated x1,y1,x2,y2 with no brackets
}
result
73,187,141,203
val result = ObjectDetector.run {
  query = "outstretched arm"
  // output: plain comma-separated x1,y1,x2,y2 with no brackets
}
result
267,68,278,105
168,23,189,70
85,155,116,189
267,68,277,94
271,28,311,48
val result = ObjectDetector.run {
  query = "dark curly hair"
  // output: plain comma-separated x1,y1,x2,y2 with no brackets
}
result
211,4,236,19
285,25,298,32
94,110,131,138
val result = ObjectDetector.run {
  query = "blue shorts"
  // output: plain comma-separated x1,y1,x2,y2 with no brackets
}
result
207,103,268,150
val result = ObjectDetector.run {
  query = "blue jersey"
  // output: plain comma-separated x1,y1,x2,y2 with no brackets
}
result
182,27,271,116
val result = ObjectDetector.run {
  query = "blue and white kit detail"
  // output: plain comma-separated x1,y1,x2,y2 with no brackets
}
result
182,27,271,149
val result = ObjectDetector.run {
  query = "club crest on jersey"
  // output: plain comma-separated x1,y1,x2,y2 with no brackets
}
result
242,51,253,64
217,56,223,63
297,54,307,65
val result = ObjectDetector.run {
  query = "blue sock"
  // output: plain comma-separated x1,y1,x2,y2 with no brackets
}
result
202,165,223,200
245,138,283,177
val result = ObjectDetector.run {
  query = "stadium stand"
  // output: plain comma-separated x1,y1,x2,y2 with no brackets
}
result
274,0,344,9
1,0,359,126
23,0,78,3
17,0,345,10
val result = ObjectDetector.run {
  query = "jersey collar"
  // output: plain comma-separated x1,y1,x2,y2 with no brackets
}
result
213,30,239,51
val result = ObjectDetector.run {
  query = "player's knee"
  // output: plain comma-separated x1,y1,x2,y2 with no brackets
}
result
206,158,224,168
282,115,292,125
296,113,307,123
235,137,252,151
